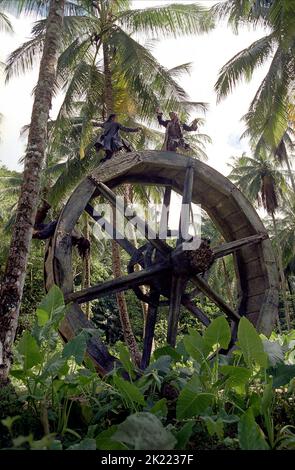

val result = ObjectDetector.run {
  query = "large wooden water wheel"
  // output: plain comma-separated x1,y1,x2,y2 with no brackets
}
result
44,151,279,375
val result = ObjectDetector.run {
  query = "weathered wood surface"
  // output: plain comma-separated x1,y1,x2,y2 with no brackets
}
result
213,234,268,259
65,262,170,304
167,275,187,347
44,150,279,372
141,290,160,370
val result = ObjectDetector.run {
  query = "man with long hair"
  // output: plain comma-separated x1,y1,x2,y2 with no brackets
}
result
156,108,199,152
94,113,141,162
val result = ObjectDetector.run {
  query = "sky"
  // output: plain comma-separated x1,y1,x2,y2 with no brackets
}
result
0,0,271,175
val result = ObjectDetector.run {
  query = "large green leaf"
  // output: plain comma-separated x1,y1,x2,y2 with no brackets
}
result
96,427,127,450
113,376,146,408
113,413,176,450
17,331,42,370
268,364,295,388
175,422,195,450
202,416,224,439
203,316,231,350
38,285,64,315
237,317,267,368
262,339,284,366
149,398,168,418
40,354,68,379
62,331,88,365
220,365,252,393
36,308,49,327
176,376,213,420
147,355,172,374
117,343,135,379
238,409,270,450
183,329,209,362
153,345,182,362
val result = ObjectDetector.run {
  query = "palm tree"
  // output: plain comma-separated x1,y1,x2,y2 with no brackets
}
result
213,0,295,149
228,151,291,328
4,0,212,153
0,0,66,385
0,0,213,367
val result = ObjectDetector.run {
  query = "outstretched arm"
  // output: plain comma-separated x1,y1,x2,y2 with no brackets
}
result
91,120,104,128
119,124,140,133
182,119,199,132
182,122,197,132
157,112,169,128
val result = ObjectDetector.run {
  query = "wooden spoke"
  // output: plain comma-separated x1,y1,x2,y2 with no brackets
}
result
167,275,187,347
181,295,211,327
213,234,268,259
178,165,194,246
191,275,240,322
159,187,172,239
65,262,170,304
141,290,160,369
85,204,139,259
94,181,171,256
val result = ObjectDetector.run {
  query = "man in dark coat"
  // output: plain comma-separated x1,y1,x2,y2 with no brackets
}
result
94,113,141,162
156,108,199,152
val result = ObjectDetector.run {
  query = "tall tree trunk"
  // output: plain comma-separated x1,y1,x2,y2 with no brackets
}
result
103,38,141,366
0,0,65,385
103,41,114,116
221,258,234,306
271,212,291,330
82,215,91,319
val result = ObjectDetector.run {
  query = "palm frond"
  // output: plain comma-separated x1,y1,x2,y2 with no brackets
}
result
0,0,87,17
243,48,292,147
118,3,214,38
215,33,275,101
5,34,44,82
0,11,13,32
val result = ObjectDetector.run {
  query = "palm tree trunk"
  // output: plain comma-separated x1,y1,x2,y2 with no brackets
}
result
82,215,91,319
0,0,65,385
221,258,234,306
103,41,114,116
271,212,291,330
103,38,141,366
111,234,141,366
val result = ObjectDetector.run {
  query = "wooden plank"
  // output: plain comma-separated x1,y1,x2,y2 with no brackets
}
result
159,187,172,239
213,234,267,259
215,197,238,218
178,165,194,244
141,290,160,369
233,226,256,240
181,295,211,327
191,275,240,321
246,293,266,313
108,175,175,189
167,276,187,347
255,287,279,335
231,187,268,234
85,203,139,259
247,277,267,296
65,262,171,304
94,181,172,256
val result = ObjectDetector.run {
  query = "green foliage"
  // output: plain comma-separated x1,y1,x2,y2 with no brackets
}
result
112,413,176,450
238,409,270,450
2,290,295,450
237,317,268,369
